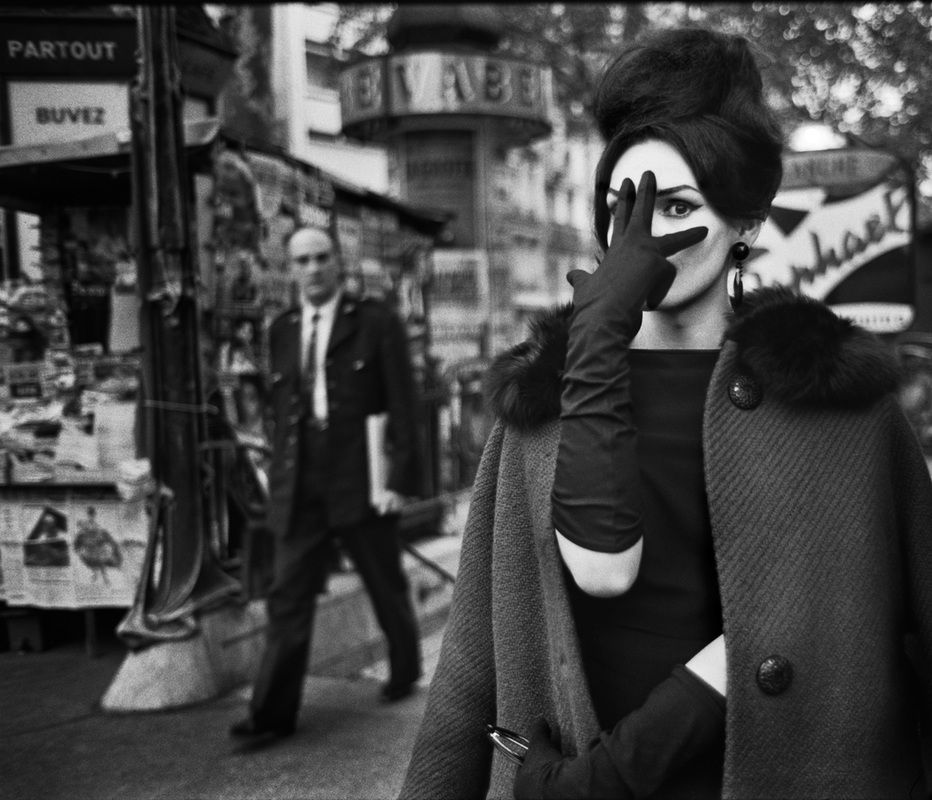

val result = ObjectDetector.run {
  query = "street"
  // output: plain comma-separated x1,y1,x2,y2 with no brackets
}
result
0,618,446,800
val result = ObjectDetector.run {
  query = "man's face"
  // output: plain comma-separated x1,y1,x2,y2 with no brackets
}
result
289,228,342,306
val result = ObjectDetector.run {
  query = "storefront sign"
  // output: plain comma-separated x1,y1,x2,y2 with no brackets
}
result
177,35,236,101
752,181,910,295
750,170,913,333
7,80,129,145
0,19,136,78
781,148,901,190
340,52,551,139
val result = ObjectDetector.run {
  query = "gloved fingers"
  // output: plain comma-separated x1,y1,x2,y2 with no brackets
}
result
527,717,562,758
634,170,658,235
655,225,709,257
607,178,636,246
645,263,677,310
566,268,590,288
529,717,553,742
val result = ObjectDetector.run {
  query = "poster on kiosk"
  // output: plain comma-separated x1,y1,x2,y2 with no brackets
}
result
748,147,914,334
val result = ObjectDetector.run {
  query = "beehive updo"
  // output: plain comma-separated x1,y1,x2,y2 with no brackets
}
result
591,26,784,250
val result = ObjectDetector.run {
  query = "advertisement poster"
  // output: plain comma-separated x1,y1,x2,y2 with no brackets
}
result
748,148,914,334
0,492,147,607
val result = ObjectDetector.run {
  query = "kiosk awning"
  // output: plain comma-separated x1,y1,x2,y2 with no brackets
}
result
0,118,450,237
0,118,221,213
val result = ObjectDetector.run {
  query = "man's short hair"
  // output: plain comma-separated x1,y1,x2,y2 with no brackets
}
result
283,225,335,251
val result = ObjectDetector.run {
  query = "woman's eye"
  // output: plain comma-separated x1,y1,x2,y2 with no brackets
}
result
661,199,698,218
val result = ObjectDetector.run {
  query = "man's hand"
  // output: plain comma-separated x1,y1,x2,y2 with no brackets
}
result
372,488,405,516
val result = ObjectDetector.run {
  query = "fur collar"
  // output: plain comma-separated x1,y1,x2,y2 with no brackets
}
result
485,286,901,431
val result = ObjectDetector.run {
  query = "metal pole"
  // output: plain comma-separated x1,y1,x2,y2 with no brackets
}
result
119,6,236,646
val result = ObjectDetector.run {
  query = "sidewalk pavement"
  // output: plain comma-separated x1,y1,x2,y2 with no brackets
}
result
0,622,447,800
0,505,470,800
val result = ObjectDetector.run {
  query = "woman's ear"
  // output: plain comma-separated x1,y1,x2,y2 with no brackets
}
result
737,219,764,248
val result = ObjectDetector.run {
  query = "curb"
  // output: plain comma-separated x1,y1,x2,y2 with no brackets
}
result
99,531,462,711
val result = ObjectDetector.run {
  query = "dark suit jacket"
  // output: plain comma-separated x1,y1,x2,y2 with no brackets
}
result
265,291,420,532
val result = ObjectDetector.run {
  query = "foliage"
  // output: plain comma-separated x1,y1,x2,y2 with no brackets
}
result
215,5,286,148
704,3,932,192
330,2,932,196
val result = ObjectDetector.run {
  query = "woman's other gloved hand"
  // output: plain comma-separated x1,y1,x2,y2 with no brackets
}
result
513,717,599,800
513,666,725,800
552,171,708,555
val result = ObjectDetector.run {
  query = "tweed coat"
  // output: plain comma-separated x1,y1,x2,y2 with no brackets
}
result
400,287,932,799
265,291,419,533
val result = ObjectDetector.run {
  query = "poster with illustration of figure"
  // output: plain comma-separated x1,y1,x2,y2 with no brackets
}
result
16,504,72,606
72,501,147,606
0,492,148,608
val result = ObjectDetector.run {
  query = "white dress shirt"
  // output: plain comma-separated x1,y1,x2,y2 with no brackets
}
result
301,290,342,421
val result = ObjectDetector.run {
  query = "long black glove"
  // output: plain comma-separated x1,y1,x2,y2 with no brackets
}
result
551,171,708,552
513,666,725,800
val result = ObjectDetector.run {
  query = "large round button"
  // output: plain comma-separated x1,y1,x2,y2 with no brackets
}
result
756,655,793,695
728,374,763,410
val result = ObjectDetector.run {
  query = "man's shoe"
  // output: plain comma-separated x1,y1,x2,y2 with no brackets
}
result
229,717,295,740
381,679,418,703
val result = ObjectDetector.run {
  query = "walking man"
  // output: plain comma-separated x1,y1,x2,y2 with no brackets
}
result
230,225,422,743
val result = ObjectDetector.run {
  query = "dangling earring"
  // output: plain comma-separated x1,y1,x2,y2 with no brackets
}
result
730,241,750,310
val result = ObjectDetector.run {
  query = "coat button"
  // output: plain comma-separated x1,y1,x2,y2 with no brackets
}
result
756,655,793,695
728,374,763,409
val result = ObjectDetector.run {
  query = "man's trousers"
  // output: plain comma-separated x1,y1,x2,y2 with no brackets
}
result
249,423,421,730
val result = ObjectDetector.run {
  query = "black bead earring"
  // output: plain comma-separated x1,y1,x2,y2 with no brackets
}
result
731,241,750,310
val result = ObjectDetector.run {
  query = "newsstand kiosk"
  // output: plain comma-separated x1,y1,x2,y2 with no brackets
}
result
0,114,448,703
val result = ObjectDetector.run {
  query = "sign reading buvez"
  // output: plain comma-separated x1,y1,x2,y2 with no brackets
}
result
36,107,106,125
8,81,130,145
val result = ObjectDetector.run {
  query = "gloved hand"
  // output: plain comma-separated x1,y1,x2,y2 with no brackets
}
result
552,170,708,553
513,717,622,800
513,668,726,800
570,170,709,317
513,718,572,800
513,718,557,799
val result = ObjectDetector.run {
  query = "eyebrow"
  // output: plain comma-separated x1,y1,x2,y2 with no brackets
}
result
606,184,701,198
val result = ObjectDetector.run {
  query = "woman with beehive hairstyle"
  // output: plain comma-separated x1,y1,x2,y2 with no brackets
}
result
400,26,932,800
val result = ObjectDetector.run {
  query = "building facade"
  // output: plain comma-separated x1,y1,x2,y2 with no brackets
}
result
265,2,602,368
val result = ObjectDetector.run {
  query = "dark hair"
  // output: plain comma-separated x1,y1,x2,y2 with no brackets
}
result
592,26,784,250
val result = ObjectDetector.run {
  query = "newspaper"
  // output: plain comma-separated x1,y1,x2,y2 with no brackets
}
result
0,490,148,608
366,412,390,514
